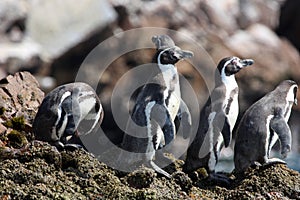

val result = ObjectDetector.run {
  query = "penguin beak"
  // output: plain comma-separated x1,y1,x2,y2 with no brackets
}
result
240,59,254,67
173,47,194,59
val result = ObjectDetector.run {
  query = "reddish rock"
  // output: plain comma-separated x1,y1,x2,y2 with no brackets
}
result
0,71,44,135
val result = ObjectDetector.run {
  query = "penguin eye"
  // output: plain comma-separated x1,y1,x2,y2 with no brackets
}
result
224,62,239,76
231,59,241,68
160,51,177,64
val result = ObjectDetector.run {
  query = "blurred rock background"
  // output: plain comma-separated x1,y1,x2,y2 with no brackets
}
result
0,0,299,171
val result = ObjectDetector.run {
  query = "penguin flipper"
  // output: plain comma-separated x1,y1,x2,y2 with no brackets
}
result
213,111,231,147
176,99,192,139
221,117,231,148
270,115,292,158
161,111,175,146
150,104,175,148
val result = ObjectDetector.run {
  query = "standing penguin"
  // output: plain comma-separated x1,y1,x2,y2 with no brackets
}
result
33,82,104,150
183,57,254,181
119,35,193,178
234,80,298,173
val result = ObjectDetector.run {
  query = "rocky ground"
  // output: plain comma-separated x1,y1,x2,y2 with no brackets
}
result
1,0,300,148
0,72,299,199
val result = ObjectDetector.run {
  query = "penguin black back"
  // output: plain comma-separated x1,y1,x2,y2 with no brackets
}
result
183,56,254,178
234,80,298,173
33,82,104,149
118,35,193,178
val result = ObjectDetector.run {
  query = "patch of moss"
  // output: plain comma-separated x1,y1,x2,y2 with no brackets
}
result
7,130,28,148
172,171,193,192
125,167,156,189
61,151,79,170
3,116,26,131
0,107,5,116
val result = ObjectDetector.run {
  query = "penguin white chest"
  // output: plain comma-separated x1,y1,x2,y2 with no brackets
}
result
222,75,239,132
167,93,181,121
159,64,181,120
227,94,239,132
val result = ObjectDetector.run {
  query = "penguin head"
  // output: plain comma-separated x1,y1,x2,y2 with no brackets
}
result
278,80,298,105
152,35,194,65
217,56,254,76
152,35,176,50
156,47,194,65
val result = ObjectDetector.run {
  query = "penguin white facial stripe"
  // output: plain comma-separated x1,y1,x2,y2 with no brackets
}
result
223,57,245,70
53,91,71,129
61,91,72,103
221,64,238,90
285,85,298,120
286,85,298,103
157,47,173,65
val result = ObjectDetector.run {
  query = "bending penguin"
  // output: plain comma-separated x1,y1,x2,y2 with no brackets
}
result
234,80,298,173
119,35,193,178
183,56,253,182
33,82,104,150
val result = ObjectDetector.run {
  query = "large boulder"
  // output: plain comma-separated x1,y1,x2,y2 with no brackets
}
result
26,0,117,61
0,0,117,90
0,72,44,142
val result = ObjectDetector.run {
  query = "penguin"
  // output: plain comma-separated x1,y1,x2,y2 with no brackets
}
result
33,82,104,150
234,80,298,173
119,35,193,178
183,56,254,181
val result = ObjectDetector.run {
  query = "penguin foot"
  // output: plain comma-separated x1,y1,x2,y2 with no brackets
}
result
149,160,171,178
266,158,286,164
206,172,232,187
52,141,65,151
64,143,85,151
51,141,84,151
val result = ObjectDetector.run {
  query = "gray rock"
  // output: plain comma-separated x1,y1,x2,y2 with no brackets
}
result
26,0,117,60
0,0,28,42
